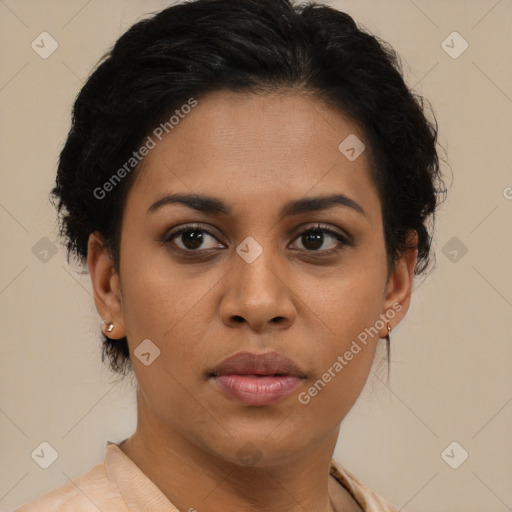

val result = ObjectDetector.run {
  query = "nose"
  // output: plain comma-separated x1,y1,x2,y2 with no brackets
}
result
219,243,297,333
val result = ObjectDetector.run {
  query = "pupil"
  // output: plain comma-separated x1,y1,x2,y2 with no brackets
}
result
183,230,203,249
304,231,323,250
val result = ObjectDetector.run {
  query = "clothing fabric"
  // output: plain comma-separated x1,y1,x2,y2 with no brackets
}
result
16,441,400,512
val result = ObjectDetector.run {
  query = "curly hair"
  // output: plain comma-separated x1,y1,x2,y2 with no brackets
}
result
51,0,446,377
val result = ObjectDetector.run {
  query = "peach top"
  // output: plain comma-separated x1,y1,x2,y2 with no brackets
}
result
16,441,400,511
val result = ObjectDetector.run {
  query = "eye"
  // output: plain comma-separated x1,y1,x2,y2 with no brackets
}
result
161,223,351,255
290,224,350,253
163,224,224,252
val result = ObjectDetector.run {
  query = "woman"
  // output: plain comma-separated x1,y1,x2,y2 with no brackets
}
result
16,0,445,510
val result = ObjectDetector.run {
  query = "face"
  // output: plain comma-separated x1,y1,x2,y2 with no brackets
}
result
89,90,416,467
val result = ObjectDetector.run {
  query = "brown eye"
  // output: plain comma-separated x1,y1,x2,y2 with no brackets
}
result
164,225,224,252
290,225,350,253
177,229,205,250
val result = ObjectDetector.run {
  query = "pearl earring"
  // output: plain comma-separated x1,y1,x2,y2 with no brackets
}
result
101,319,115,333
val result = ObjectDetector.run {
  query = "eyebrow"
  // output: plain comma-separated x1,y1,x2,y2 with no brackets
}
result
147,193,367,218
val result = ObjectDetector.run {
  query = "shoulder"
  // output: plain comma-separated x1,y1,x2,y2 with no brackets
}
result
330,459,401,512
14,461,128,512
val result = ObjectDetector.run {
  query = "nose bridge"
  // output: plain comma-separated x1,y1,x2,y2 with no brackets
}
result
220,234,295,330
234,235,283,301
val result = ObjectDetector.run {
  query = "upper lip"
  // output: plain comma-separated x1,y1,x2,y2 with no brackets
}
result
211,351,306,378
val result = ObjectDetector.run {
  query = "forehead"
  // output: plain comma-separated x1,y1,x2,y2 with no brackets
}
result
127,90,381,220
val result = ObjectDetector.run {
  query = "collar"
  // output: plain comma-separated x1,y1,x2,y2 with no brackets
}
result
104,441,366,512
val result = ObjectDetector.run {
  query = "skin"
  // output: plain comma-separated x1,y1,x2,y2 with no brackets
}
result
88,90,418,512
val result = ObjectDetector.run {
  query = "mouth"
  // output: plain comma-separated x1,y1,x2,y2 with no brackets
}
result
210,374,305,406
209,351,306,406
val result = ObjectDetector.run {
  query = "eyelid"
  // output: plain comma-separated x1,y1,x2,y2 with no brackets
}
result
292,223,352,243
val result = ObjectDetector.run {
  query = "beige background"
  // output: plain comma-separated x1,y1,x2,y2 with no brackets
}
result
1,1,511,511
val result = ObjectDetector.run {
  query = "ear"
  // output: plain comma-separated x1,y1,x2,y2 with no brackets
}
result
87,232,126,339
380,230,418,336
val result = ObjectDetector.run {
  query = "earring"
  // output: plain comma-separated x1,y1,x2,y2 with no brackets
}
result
384,322,392,343
101,319,114,333
385,322,392,366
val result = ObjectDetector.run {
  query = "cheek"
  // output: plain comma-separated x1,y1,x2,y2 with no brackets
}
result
119,249,216,380
296,353,375,429
309,255,387,342
297,257,386,401
296,281,384,422
119,243,198,337
120,266,210,420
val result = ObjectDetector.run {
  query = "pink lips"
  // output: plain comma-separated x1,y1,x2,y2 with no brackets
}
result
210,351,306,406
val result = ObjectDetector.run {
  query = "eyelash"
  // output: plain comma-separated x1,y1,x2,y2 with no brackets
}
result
161,223,352,256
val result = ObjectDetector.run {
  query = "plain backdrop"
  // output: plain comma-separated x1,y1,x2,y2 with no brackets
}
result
1,1,511,511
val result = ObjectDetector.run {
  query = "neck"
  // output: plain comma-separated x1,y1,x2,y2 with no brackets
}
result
119,390,361,512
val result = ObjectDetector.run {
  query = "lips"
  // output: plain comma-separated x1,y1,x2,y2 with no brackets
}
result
209,351,306,406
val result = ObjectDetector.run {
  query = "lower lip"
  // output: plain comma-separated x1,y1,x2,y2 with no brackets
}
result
211,375,304,406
